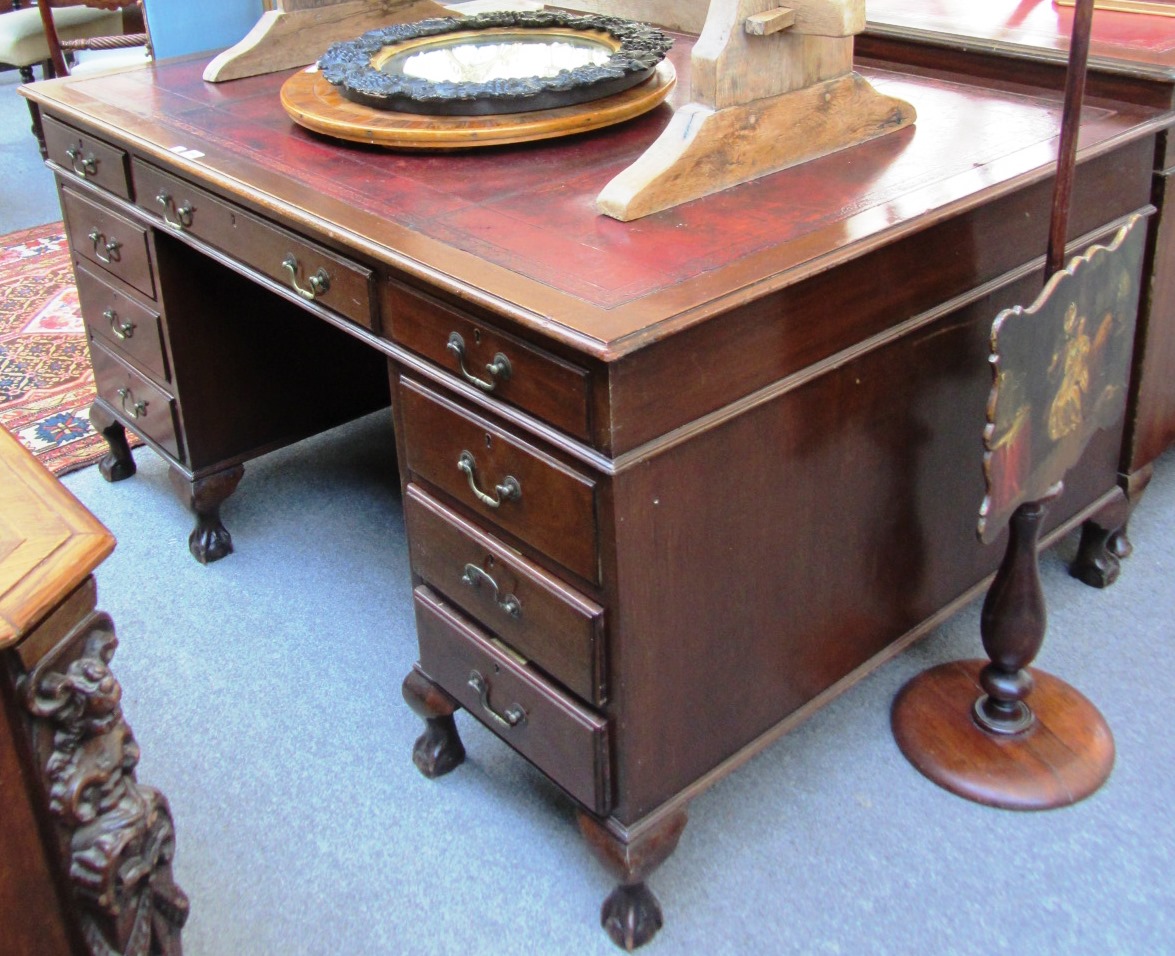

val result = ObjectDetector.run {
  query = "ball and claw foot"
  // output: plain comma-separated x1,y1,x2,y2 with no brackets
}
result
171,465,244,565
412,715,466,778
601,883,663,952
1070,519,1122,589
188,520,233,565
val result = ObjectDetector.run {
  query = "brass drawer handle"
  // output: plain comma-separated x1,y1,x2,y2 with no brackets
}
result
281,255,330,301
116,387,147,419
65,145,97,177
468,670,526,729
446,332,511,392
104,307,135,340
457,450,521,509
461,563,522,619
87,229,121,265
156,190,194,231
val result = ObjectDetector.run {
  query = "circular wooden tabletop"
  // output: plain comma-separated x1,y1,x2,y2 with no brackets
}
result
280,59,676,150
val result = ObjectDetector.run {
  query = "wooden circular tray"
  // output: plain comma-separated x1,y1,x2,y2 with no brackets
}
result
280,60,675,150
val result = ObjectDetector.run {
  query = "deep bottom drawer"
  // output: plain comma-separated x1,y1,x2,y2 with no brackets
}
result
414,586,611,815
89,340,182,461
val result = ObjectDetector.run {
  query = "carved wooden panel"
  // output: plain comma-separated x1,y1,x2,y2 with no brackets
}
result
20,614,189,956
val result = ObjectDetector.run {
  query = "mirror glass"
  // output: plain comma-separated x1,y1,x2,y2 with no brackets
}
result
383,35,613,84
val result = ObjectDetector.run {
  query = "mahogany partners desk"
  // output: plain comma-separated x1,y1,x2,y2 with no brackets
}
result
20,35,1171,947
861,0,1175,577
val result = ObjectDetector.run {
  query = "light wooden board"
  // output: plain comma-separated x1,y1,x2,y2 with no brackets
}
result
597,70,915,220
203,0,449,82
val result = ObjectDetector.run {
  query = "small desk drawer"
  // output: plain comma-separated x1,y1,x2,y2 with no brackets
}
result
406,484,606,706
399,379,600,584
385,280,593,441
61,187,155,298
75,263,169,384
42,116,131,199
89,341,182,461
132,160,376,330
415,586,611,815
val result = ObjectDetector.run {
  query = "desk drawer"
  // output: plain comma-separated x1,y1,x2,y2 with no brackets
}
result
42,116,131,199
415,586,611,815
406,484,606,706
131,161,376,330
75,263,169,384
399,379,600,584
385,280,592,441
61,187,155,298
89,341,182,461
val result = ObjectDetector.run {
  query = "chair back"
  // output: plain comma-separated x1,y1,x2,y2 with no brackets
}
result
34,0,147,76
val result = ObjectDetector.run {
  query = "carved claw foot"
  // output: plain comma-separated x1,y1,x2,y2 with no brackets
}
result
403,667,465,778
601,883,663,952
189,519,233,565
578,807,687,951
170,466,244,564
1070,519,1121,589
90,402,137,482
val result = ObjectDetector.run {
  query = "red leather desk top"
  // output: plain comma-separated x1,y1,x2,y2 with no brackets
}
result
23,36,1169,355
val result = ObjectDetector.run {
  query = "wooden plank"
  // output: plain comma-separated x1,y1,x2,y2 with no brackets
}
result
597,71,915,221
745,7,795,35
202,0,449,82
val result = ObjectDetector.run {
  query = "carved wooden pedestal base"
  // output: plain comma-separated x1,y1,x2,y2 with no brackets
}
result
894,495,1115,810
891,659,1115,809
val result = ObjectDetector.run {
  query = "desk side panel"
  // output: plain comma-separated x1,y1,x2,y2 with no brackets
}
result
605,268,1126,823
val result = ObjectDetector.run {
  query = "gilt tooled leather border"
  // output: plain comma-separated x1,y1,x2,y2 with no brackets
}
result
317,11,673,116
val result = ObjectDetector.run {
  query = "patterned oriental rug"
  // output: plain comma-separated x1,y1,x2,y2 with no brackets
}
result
0,222,137,475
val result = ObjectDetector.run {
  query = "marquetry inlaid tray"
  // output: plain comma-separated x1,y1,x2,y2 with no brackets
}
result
279,58,675,149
